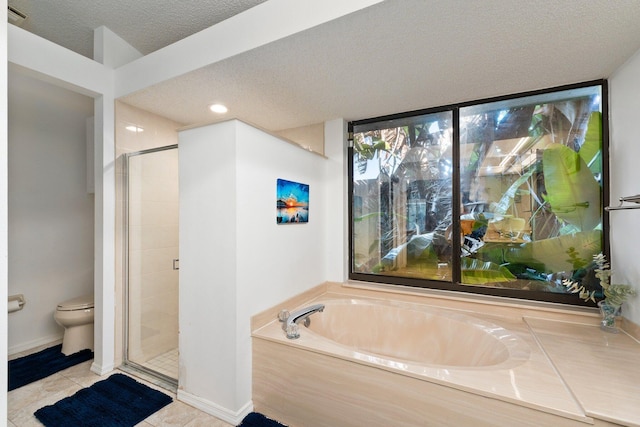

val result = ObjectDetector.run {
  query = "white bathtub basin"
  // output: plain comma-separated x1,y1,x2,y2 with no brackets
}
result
304,298,530,368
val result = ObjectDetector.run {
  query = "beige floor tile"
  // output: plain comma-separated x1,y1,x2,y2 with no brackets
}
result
8,352,27,362
143,400,212,427
184,415,234,427
58,360,104,388
7,344,229,427
9,415,46,427
8,374,79,418
8,383,82,426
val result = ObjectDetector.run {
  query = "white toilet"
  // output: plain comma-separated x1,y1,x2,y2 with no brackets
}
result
54,294,95,356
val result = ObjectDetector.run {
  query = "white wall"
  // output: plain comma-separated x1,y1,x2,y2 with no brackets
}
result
178,121,240,417
178,120,327,423
235,121,328,404
8,70,95,353
275,123,325,154
609,47,640,325
235,121,327,314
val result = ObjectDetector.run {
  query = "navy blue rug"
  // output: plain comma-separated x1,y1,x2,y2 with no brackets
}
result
8,344,93,391
34,373,172,427
238,412,287,427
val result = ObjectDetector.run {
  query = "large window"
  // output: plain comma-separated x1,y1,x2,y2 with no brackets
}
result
349,82,607,305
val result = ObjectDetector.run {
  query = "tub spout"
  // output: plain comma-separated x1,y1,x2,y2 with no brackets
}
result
279,303,325,339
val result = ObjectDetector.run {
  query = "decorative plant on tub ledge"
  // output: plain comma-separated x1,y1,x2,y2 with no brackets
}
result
563,253,636,333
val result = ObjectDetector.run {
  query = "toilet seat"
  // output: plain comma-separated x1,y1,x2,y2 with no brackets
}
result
57,295,94,311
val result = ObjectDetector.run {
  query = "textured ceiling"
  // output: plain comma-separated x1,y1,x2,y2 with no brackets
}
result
8,0,267,57
9,0,640,133
122,0,640,131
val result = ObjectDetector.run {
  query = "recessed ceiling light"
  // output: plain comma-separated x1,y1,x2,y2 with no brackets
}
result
209,103,228,114
125,125,144,133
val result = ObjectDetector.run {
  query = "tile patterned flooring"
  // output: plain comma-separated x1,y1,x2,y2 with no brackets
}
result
144,347,179,380
7,344,234,427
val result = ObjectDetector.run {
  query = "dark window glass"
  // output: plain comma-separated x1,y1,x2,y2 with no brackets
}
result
350,83,606,305
352,111,454,282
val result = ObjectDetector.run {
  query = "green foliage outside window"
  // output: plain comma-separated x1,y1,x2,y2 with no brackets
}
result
351,83,605,305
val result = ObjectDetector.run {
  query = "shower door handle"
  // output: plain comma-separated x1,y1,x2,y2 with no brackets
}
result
173,259,179,270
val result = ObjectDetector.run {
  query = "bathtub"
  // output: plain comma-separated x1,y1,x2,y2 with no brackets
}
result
304,299,530,370
252,293,593,427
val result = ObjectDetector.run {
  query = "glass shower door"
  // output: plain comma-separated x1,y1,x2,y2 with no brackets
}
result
125,145,179,384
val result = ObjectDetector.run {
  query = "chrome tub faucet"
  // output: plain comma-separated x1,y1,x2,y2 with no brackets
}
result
278,303,325,339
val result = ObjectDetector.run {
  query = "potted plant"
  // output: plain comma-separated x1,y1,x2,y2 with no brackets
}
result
563,253,636,332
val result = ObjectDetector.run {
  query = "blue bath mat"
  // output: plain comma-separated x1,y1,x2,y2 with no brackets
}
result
238,412,287,427
34,373,172,427
8,344,93,391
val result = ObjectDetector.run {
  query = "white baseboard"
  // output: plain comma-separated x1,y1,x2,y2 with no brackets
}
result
90,361,115,376
8,334,63,356
177,389,253,425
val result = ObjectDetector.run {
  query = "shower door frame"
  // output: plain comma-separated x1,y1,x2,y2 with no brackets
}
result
122,144,179,388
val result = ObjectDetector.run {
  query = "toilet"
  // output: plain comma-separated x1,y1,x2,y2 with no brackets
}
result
54,294,95,356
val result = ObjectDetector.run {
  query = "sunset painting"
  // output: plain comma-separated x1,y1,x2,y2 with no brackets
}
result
276,179,309,224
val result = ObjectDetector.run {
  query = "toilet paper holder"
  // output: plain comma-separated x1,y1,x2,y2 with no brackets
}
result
8,294,26,312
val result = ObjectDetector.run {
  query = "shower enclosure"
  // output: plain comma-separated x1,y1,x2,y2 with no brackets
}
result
123,145,179,386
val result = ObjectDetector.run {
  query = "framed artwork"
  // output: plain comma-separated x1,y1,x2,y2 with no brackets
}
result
276,178,309,224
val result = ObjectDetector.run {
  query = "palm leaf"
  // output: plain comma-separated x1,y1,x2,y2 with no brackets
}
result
501,230,602,274
542,143,601,230
491,166,537,216
578,111,602,174
461,258,516,284
381,233,437,268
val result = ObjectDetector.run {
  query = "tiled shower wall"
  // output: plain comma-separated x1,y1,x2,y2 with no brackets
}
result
126,149,179,364
115,101,182,368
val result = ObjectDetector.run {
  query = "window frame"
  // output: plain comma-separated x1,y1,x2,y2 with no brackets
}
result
348,80,609,306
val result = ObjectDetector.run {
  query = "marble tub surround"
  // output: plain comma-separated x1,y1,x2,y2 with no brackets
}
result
252,283,639,426
526,318,640,426
621,316,640,342
253,339,614,427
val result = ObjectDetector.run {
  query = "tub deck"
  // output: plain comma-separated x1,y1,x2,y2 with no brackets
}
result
252,283,640,426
